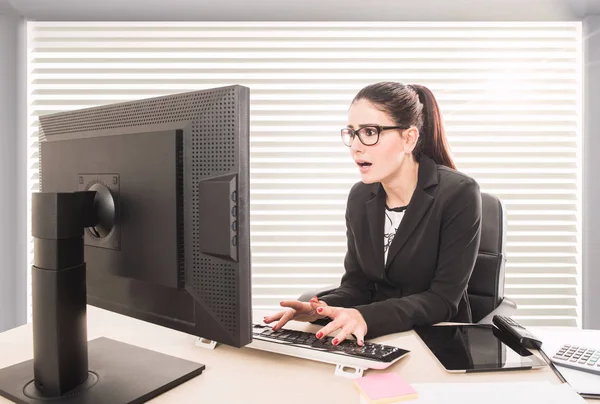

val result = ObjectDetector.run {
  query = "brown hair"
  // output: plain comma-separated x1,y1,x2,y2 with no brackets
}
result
352,82,456,170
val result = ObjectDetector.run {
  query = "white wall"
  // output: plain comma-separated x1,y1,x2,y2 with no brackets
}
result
583,15,600,329
0,11,26,332
3,0,598,21
0,0,15,13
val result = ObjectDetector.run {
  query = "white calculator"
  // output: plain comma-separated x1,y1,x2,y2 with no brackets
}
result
551,344,600,376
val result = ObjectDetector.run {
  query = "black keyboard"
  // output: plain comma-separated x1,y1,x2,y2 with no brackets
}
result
252,324,409,363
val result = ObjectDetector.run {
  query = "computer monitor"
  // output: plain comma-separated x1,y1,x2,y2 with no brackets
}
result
0,85,252,403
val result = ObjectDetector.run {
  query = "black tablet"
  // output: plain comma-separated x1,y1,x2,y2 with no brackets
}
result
415,324,547,373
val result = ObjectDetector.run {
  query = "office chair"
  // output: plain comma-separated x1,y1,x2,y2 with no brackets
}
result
298,192,517,325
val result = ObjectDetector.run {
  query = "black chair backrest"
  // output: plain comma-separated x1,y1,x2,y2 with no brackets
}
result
467,193,507,323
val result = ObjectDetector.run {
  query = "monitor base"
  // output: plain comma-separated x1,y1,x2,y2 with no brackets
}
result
0,337,205,404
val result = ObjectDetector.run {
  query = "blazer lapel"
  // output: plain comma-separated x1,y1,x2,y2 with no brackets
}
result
366,184,386,272
385,156,439,269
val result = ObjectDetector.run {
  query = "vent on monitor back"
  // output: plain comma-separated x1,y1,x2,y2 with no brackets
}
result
189,88,240,337
176,132,185,288
192,257,237,333
192,91,236,177
42,95,193,135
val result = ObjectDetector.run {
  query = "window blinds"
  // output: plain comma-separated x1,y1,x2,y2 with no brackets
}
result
27,21,582,327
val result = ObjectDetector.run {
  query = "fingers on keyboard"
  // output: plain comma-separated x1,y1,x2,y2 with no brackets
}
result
273,310,296,331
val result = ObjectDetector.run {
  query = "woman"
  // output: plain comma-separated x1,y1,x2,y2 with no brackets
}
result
264,82,482,346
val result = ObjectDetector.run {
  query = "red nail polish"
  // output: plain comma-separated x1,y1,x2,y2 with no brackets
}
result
317,308,323,313
316,332,323,339
333,339,339,345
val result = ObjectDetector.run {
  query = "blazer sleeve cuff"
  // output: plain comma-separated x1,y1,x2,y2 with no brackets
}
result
355,303,405,339
318,289,369,308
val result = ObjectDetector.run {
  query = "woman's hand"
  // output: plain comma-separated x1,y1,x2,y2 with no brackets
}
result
263,296,328,331
315,306,367,346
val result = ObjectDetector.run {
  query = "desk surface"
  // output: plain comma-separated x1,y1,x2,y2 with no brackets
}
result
0,307,591,404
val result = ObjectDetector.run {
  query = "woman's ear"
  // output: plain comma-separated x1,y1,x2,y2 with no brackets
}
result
403,127,419,153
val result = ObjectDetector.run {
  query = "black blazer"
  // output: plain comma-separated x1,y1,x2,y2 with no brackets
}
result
319,155,482,338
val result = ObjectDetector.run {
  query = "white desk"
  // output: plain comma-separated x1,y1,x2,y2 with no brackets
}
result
0,307,593,404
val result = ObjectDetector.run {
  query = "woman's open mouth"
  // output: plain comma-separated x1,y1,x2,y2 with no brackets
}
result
356,161,372,173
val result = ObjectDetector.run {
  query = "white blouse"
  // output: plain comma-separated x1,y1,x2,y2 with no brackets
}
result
383,205,407,265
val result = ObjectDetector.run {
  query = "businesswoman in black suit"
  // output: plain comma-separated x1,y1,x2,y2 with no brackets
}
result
264,82,482,345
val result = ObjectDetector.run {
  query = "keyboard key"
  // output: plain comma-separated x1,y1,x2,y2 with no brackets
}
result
552,344,600,377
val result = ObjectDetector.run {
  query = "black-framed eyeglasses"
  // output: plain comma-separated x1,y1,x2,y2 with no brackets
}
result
341,125,410,147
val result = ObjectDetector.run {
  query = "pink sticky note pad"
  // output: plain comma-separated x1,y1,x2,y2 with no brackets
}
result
353,372,418,403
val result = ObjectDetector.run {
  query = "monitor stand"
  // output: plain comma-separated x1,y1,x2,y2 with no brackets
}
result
0,192,205,404
0,338,205,404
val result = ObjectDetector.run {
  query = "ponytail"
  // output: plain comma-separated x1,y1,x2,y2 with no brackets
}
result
409,84,456,170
